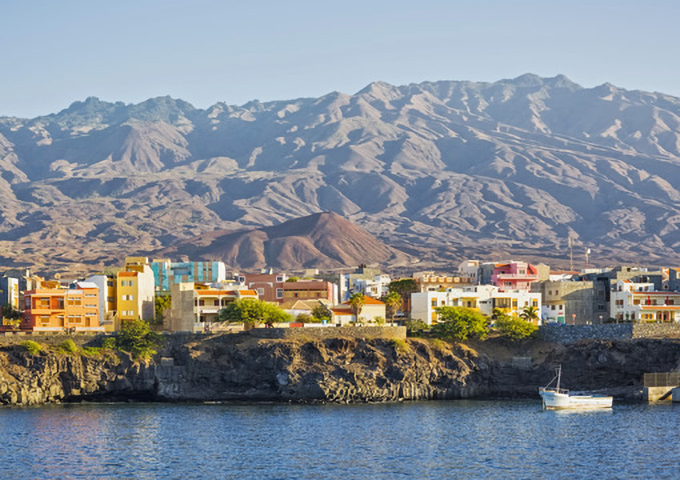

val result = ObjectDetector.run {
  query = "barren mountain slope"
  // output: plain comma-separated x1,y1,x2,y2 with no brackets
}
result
1,74,679,274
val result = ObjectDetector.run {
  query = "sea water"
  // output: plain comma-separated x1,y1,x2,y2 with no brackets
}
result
1,400,678,479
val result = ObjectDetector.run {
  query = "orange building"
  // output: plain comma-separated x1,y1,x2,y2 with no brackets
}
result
21,282,103,333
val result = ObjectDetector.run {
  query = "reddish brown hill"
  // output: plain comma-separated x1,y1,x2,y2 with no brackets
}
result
160,212,413,269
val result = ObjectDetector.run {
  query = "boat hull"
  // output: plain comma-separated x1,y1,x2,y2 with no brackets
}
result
539,390,613,409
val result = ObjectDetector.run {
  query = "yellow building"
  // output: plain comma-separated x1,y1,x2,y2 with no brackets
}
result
113,257,156,329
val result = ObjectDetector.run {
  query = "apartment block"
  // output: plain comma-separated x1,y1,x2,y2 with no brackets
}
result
610,280,680,323
411,286,541,325
21,282,103,333
151,259,227,292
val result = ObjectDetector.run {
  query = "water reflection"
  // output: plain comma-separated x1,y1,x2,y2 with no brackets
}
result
0,401,679,479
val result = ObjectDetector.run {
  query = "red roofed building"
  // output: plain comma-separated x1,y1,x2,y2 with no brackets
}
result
330,296,386,325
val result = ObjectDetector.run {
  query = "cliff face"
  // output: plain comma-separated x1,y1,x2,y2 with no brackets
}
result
2,335,680,406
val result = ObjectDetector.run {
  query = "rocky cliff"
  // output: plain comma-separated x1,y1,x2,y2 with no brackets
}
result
2,334,680,406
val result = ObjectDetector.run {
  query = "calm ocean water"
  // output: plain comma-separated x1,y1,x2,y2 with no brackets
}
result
1,400,678,479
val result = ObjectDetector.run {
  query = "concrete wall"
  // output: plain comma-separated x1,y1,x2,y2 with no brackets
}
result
539,323,680,343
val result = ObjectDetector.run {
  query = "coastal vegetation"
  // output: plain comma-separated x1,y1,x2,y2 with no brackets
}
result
102,319,163,361
218,298,292,328
432,307,489,341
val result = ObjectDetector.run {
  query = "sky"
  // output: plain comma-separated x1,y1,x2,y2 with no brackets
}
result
2,0,679,118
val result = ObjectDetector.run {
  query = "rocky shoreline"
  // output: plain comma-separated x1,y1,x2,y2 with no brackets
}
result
1,333,679,406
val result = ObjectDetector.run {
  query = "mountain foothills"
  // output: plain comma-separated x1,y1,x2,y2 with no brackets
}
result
1,73,680,273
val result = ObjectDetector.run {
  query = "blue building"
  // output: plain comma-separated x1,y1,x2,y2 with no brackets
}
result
151,259,227,292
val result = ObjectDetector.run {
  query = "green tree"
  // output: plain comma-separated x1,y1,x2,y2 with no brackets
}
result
1,304,22,327
311,303,332,322
432,307,489,342
113,319,163,361
383,291,403,325
519,305,540,324
154,295,171,326
349,293,365,320
496,315,538,340
388,279,418,312
219,298,292,328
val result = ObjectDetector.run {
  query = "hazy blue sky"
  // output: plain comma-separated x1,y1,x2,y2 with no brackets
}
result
2,0,678,118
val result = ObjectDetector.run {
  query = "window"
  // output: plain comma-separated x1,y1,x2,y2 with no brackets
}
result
68,297,82,306
39,298,50,308
512,299,518,308
276,276,284,282
85,293,97,297
85,303,97,308
532,300,538,307
276,288,283,299
431,299,437,307
633,299,641,305
551,305,556,311
121,294,134,301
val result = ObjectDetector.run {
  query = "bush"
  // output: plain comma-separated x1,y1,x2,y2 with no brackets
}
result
81,346,104,357
373,316,386,326
496,316,538,340
405,319,428,337
56,339,79,355
21,340,43,356
219,298,293,328
111,319,163,361
432,307,489,342
297,313,321,324
392,338,409,354
429,338,448,352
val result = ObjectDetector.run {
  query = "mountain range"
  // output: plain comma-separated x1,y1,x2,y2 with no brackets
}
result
1,73,679,274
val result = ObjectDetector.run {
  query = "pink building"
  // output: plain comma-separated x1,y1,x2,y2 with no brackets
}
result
491,261,539,291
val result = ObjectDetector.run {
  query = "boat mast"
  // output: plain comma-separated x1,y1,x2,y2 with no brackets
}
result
556,365,561,391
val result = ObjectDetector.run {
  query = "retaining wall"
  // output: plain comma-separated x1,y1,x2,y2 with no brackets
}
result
539,323,680,344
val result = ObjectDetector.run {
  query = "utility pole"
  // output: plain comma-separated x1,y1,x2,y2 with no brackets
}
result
585,248,591,269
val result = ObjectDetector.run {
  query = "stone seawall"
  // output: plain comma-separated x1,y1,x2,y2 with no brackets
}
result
539,323,680,344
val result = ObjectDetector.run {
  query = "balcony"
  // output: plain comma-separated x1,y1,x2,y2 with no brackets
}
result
494,273,538,280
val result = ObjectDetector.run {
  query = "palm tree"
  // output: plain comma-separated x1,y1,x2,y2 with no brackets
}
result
384,291,403,325
520,305,540,325
349,293,365,323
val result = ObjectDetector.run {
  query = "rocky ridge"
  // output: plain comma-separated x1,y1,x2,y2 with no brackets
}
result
1,74,680,273
2,334,680,406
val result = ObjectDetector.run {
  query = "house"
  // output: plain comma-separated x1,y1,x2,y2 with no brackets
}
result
330,296,386,325
411,286,541,325
610,280,680,323
491,261,540,291
21,281,104,333
237,272,336,304
167,283,259,332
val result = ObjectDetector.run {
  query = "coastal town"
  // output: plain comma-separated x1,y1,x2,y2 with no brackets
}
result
1,256,679,335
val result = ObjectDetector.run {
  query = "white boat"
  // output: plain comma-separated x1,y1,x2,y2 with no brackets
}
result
539,366,613,410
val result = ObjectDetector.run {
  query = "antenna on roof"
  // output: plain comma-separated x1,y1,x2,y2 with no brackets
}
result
585,248,591,269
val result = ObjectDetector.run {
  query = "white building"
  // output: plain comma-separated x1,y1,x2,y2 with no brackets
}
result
411,286,541,325
610,280,680,323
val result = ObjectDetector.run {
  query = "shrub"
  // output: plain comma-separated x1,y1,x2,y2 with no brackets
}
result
56,339,80,355
373,316,386,326
21,340,43,356
405,319,428,337
496,316,538,341
429,338,448,352
432,307,489,342
81,346,103,357
112,319,163,361
392,338,409,354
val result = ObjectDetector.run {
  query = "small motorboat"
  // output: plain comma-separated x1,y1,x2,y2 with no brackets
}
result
539,365,613,409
